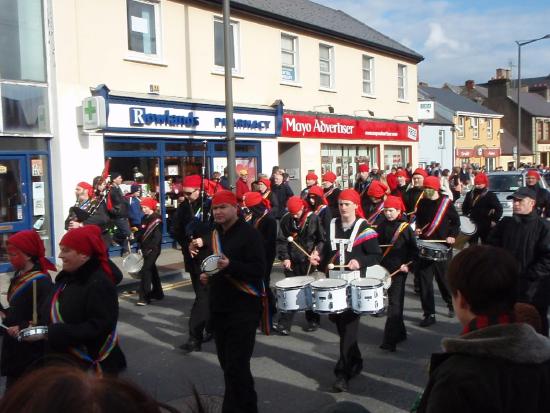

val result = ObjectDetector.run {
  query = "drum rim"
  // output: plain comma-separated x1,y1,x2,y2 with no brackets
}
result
351,278,383,287
311,279,347,288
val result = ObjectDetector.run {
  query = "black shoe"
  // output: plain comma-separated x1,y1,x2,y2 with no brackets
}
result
202,332,214,343
303,322,319,332
419,315,436,327
333,377,348,393
179,340,201,354
447,307,455,318
380,343,396,352
273,324,290,336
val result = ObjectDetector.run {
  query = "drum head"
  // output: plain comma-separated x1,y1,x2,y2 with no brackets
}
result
276,276,314,288
122,253,144,273
201,255,221,274
459,216,477,235
351,277,382,288
417,240,449,251
311,278,347,288
365,265,389,281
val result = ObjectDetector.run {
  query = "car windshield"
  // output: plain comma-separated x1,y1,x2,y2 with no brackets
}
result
488,174,523,192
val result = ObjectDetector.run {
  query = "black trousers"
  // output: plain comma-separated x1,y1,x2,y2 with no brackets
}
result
535,305,549,337
417,258,452,317
139,251,163,300
329,310,362,380
113,217,131,251
188,269,212,341
382,271,408,345
277,266,320,330
212,311,260,413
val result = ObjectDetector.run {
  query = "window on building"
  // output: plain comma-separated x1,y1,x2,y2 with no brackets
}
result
487,119,493,139
214,17,239,73
362,55,374,96
127,0,160,56
319,44,334,89
281,34,298,82
438,130,446,148
397,64,407,100
457,116,464,138
471,117,479,139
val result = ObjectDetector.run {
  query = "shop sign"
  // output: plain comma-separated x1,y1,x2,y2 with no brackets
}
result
107,102,277,137
482,148,501,158
455,148,474,158
82,96,107,130
281,114,418,142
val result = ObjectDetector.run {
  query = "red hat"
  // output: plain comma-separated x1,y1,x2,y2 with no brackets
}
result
423,176,440,190
212,190,238,206
367,180,388,199
259,177,271,189
527,170,541,180
307,185,328,205
59,226,114,283
77,182,93,198
8,230,56,273
183,175,202,188
305,172,318,182
287,196,305,214
243,191,265,208
141,197,158,210
396,170,409,179
412,168,428,178
358,164,369,173
338,189,365,218
474,173,489,186
384,195,405,211
322,171,337,183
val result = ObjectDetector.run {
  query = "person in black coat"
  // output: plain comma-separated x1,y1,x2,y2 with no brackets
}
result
270,173,293,219
403,168,427,221
322,171,341,219
362,180,387,228
461,173,502,244
108,173,131,250
488,187,550,336
391,170,409,200
525,170,550,217
376,196,418,352
416,245,550,413
257,177,280,219
1,230,55,389
46,225,126,375
135,197,164,305
306,185,332,232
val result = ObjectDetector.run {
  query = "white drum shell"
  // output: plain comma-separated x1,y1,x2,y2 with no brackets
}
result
18,326,48,342
311,279,349,314
350,278,385,314
459,216,477,236
328,270,360,283
275,276,314,312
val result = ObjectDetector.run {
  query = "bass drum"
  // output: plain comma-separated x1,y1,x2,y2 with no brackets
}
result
454,216,478,250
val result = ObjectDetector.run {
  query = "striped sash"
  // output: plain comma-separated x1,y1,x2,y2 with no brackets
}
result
8,271,49,304
424,197,452,238
382,222,409,258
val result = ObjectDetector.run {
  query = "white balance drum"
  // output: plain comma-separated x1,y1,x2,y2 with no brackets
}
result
350,278,385,314
311,278,349,314
275,276,314,312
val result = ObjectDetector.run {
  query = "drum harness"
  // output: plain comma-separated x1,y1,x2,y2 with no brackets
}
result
330,218,365,267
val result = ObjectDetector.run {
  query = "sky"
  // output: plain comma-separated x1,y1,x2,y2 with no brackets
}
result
316,0,550,87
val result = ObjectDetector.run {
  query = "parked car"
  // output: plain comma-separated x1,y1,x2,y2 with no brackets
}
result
454,170,549,217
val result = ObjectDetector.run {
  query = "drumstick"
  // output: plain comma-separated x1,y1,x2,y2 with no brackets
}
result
286,236,312,258
327,263,349,269
390,261,413,277
379,244,392,248
420,240,447,243
32,280,37,327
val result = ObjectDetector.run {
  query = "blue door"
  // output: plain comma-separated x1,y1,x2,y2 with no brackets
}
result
0,155,30,232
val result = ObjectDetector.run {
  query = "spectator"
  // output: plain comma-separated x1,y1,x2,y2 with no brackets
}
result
271,172,293,219
127,184,143,230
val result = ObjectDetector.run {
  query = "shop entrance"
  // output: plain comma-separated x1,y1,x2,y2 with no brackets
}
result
320,144,378,189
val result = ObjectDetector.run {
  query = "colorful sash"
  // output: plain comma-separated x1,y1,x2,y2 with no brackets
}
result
406,191,424,219
50,284,118,375
141,217,161,242
211,230,271,335
423,197,452,238
366,202,384,226
323,187,337,200
8,271,49,304
298,211,312,231
382,222,409,258
314,205,327,216
253,210,269,229
330,223,378,264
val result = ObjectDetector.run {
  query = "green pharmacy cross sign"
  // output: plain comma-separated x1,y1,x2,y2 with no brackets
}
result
82,96,106,130
84,99,96,121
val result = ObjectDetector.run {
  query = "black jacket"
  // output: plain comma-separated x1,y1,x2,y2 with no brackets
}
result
403,186,424,216
527,183,550,217
0,266,53,378
488,212,550,307
271,183,294,219
462,188,503,235
362,198,386,228
263,190,280,219
323,186,341,219
136,212,162,257
248,206,277,281
108,185,129,218
376,217,418,274
45,258,126,374
416,195,460,241
417,323,550,413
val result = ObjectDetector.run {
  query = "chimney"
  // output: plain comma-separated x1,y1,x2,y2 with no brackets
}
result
487,77,510,99
465,80,475,90
529,84,550,102
495,68,511,80
418,81,429,87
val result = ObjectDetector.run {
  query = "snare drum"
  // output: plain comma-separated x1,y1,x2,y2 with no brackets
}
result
417,240,452,261
122,252,144,279
350,278,385,314
275,276,314,312
459,216,477,236
200,255,221,275
328,270,360,283
17,326,48,342
311,278,349,314
365,265,391,290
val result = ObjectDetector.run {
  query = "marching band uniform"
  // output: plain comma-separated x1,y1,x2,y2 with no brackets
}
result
300,172,318,199
322,171,341,219
415,176,460,327
353,164,371,196
461,173,502,244
403,168,428,221
258,177,280,219
362,180,388,228
307,185,332,232
376,196,418,351
275,196,326,334
391,170,409,200
326,189,381,392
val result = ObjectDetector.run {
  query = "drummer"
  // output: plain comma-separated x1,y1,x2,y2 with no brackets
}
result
461,173,502,244
46,225,127,375
2,230,55,389
376,196,418,352
325,189,381,392
321,171,341,219
362,180,388,227
274,196,325,335
307,185,332,231
415,176,460,327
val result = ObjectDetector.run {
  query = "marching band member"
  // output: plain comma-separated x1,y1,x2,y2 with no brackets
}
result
1,230,54,388
362,180,388,228
415,176,460,327
257,177,280,218
300,172,319,199
326,189,381,392
353,164,371,196
306,185,332,231
322,171,341,219
275,196,325,335
461,172,502,244
376,196,418,352
391,169,409,199
403,168,428,221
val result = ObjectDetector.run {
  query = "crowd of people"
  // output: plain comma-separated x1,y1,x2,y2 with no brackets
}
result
2,159,550,413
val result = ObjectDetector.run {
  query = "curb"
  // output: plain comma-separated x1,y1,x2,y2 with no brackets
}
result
116,270,190,294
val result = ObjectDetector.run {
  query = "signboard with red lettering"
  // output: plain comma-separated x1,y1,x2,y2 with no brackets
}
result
455,148,474,158
281,114,418,142
482,148,501,158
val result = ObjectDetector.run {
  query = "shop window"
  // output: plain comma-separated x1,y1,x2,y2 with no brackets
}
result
362,55,374,96
281,33,298,83
397,64,407,101
127,0,161,58
438,130,446,148
165,142,205,152
487,119,493,139
214,17,240,74
104,141,158,151
319,44,334,89
471,117,479,139
320,144,377,189
0,137,48,151
214,143,256,153
456,116,464,138
1,83,49,134
0,0,46,82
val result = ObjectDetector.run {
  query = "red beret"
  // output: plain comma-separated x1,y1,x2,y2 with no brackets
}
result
141,197,158,210
367,180,388,198
384,195,405,211
413,168,428,178
8,230,56,273
358,164,369,173
322,171,337,183
423,176,441,190
338,189,365,218
307,185,328,205
60,226,114,282
287,196,305,214
183,175,202,188
306,172,318,181
77,182,93,198
259,178,271,189
474,173,489,186
527,170,541,180
243,191,263,208
212,190,238,206
396,170,408,179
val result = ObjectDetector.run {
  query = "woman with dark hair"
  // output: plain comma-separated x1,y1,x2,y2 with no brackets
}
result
46,225,126,375
2,230,55,389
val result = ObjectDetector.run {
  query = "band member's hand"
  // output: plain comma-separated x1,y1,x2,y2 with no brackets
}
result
192,238,204,248
446,237,456,245
217,254,229,270
6,326,19,338
309,250,321,266
490,221,497,228
400,264,409,273
189,244,199,257
283,259,292,270
348,259,360,270
68,221,82,229
199,272,209,285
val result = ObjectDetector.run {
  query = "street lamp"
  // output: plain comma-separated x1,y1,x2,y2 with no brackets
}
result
516,34,550,167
